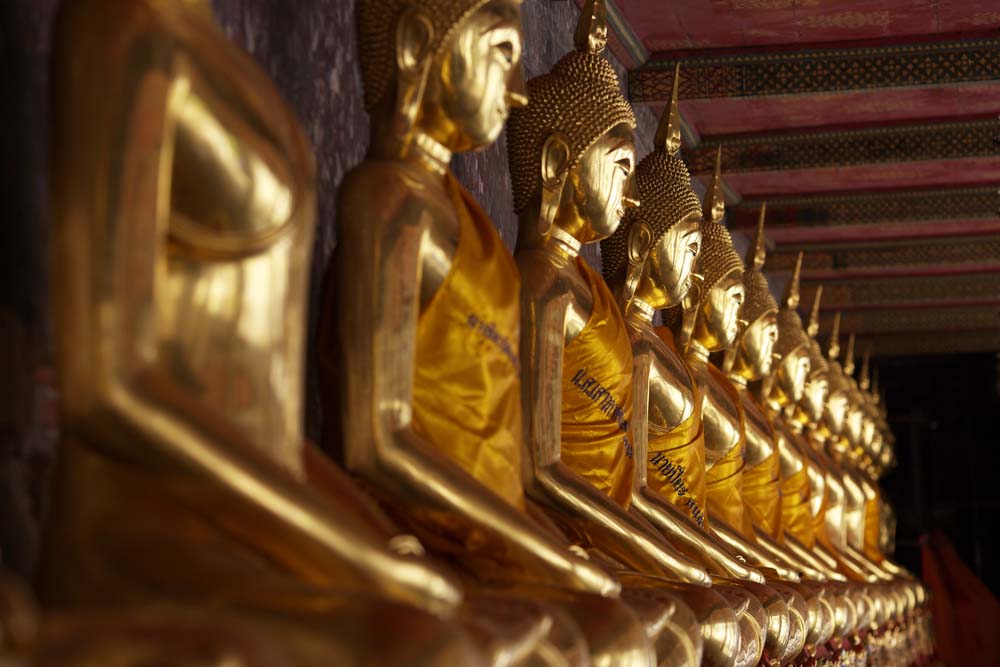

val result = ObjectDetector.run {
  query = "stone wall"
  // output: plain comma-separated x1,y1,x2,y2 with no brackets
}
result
0,0,656,579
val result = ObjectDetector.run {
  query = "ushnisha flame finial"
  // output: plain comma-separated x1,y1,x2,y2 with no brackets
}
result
653,64,682,155
860,348,871,391
574,0,608,55
807,285,823,337
748,202,767,271
828,312,841,362
782,251,803,310
703,146,725,224
844,333,856,376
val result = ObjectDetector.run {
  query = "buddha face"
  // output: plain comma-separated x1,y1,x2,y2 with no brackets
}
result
424,0,526,150
568,123,638,241
776,346,810,403
739,312,778,380
647,215,701,304
861,415,877,452
801,374,829,424
824,390,849,436
844,400,864,446
699,271,745,351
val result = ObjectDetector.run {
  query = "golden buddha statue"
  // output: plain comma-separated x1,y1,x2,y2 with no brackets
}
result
598,83,783,667
661,179,832,666
730,220,826,577
602,78,762,587
838,337,900,583
812,318,886,582
320,0,679,664
505,8,754,665
750,255,880,660
40,0,515,663
722,218,852,662
790,307,887,659
506,1,710,586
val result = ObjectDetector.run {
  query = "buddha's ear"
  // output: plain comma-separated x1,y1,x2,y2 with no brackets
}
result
681,272,704,313
539,132,571,236
677,272,702,351
396,7,435,76
394,8,435,142
620,221,653,306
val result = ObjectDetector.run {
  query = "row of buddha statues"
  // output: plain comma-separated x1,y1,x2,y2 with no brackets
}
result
0,0,934,665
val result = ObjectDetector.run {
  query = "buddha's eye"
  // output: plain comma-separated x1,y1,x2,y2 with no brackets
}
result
494,40,514,64
616,157,632,175
688,241,700,257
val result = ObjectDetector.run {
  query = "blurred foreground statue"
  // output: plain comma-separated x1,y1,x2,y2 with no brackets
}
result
38,0,539,664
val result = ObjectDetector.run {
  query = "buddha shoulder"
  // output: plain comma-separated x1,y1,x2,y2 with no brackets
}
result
698,366,742,453
514,249,590,305
646,332,696,429
337,161,457,240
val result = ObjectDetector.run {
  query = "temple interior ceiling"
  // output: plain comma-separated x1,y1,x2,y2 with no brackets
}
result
598,0,1000,356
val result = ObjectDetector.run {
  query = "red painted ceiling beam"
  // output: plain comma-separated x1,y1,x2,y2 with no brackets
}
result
647,31,1000,61
817,298,1000,313
801,263,1000,282
744,219,1000,246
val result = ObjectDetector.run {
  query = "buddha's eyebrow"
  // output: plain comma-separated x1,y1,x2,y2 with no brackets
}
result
605,139,633,154
481,20,517,35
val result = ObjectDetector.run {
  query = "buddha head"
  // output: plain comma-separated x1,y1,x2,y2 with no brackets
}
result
507,0,638,246
823,313,851,437
678,222,744,354
799,287,830,425
769,253,811,405
672,160,744,354
841,334,866,450
357,0,527,153
727,204,778,382
600,67,702,310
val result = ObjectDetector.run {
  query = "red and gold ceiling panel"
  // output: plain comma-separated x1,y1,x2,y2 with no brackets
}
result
675,84,1000,137
850,330,1000,357
611,0,1000,354
615,1,1000,53
799,274,1000,312
820,305,1000,335
767,236,1000,272
729,186,998,229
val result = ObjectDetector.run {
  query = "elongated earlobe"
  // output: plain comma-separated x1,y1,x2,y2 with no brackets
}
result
538,133,571,236
620,221,653,306
678,272,703,350
393,8,434,147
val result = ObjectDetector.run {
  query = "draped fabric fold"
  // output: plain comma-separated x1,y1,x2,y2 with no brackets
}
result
704,363,754,539
921,531,1000,667
782,465,814,549
741,399,782,542
863,493,883,563
559,258,635,508
411,173,525,510
647,327,708,527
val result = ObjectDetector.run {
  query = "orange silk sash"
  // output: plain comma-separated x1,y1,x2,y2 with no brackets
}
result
741,396,782,541
704,363,754,539
648,328,707,527
864,491,883,563
559,258,635,508
411,172,525,510
782,464,814,549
